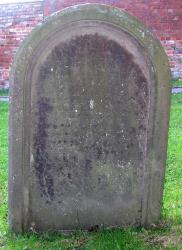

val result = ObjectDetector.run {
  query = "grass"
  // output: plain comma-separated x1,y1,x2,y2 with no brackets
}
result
172,80,182,88
0,102,8,237
0,94,182,249
0,90,9,97
163,94,182,223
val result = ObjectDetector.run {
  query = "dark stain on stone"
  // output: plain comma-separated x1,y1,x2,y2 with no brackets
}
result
96,146,102,160
85,159,92,170
98,177,101,184
63,154,68,163
33,97,55,201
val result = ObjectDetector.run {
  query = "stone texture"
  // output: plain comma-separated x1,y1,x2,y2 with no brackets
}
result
9,4,171,232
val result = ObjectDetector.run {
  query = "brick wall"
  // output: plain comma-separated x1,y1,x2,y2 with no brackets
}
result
0,1,43,88
0,0,181,88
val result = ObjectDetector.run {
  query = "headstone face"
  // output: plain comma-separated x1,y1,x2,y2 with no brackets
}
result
9,4,171,232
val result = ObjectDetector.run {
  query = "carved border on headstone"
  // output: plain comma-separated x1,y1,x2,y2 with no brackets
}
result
9,4,171,232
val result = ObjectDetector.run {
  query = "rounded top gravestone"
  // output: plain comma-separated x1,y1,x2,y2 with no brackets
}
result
9,4,171,232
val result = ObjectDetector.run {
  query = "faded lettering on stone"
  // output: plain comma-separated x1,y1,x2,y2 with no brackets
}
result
32,34,148,203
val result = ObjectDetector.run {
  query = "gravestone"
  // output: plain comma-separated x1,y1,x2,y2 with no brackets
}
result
9,4,171,232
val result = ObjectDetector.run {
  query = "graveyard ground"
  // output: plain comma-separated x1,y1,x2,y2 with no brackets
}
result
0,92,182,250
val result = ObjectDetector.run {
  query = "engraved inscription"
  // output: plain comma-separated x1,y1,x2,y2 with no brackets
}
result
32,34,149,203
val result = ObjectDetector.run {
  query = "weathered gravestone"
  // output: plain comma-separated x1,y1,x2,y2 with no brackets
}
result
9,4,171,232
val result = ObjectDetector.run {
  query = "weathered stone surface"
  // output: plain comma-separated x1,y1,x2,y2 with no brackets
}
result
9,4,171,232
